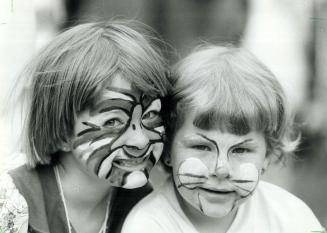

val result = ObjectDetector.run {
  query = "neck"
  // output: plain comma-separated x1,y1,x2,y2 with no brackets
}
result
56,152,115,212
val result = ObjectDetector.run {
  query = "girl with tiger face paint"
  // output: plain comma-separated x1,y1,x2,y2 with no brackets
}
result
2,21,172,233
72,76,165,189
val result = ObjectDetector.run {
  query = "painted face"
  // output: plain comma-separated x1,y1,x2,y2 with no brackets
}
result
71,76,164,189
171,111,267,218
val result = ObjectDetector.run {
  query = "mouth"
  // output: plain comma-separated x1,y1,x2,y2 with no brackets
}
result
112,155,149,171
199,187,234,195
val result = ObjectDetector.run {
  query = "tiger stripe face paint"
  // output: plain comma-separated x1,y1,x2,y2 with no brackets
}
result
171,111,267,218
71,76,164,189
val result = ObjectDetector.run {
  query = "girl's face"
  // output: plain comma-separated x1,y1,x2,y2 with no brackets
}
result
171,111,267,218
70,75,164,189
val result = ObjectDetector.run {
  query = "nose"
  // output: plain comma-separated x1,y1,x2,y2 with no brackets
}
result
124,127,150,156
214,157,231,179
123,105,150,157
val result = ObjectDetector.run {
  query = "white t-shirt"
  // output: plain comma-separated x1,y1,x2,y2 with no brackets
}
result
122,179,324,233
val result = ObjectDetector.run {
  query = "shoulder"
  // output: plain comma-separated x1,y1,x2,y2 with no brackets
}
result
122,184,177,233
0,172,29,232
258,181,316,212
253,181,323,232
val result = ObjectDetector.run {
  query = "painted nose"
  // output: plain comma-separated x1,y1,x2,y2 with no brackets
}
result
124,125,149,157
214,158,230,179
124,105,150,157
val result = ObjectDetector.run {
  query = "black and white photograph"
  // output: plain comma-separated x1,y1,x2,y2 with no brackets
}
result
0,0,327,232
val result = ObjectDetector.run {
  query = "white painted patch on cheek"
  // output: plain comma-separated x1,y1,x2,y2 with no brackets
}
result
178,158,209,189
123,171,147,189
231,163,259,197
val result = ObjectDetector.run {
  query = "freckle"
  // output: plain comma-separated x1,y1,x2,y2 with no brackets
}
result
132,124,136,130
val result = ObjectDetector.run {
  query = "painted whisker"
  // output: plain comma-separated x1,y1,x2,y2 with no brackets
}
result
177,173,208,179
231,179,255,183
177,182,205,189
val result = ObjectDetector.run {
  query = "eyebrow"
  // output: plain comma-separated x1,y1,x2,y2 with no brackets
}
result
196,133,219,151
231,139,254,148
196,133,254,149
91,99,134,115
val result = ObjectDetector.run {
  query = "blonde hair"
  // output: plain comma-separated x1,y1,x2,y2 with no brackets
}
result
165,45,298,163
17,20,171,167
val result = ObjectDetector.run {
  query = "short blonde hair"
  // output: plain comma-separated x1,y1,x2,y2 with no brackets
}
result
165,45,298,163
17,20,171,167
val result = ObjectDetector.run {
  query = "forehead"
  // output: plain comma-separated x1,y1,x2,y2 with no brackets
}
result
176,110,264,143
99,75,141,102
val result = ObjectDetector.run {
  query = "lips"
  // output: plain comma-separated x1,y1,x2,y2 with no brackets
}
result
112,153,150,171
199,187,234,194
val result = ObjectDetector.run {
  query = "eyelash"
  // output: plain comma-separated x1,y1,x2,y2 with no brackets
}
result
142,110,160,120
103,118,124,127
231,147,251,154
190,144,211,151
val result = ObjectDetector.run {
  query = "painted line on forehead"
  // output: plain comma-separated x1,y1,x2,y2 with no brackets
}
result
92,99,134,115
105,86,140,102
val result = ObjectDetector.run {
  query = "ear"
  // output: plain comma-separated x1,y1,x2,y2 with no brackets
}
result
163,153,172,167
59,139,72,152
261,157,270,174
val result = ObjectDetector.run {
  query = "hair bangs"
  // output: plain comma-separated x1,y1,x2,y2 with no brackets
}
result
180,54,281,136
101,22,170,98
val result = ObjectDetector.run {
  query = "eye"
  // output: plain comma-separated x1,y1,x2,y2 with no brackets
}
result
231,147,251,154
142,111,160,120
191,145,211,151
103,118,124,127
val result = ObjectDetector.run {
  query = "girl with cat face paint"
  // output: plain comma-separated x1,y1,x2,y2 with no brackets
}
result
122,46,323,233
0,21,171,233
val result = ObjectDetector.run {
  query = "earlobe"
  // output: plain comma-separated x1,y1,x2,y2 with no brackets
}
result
59,140,72,152
163,155,172,167
261,157,270,174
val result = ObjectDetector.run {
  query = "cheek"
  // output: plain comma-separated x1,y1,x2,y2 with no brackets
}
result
230,163,259,197
176,158,209,189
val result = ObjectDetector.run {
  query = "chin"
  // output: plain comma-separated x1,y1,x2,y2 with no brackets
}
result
200,207,234,218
